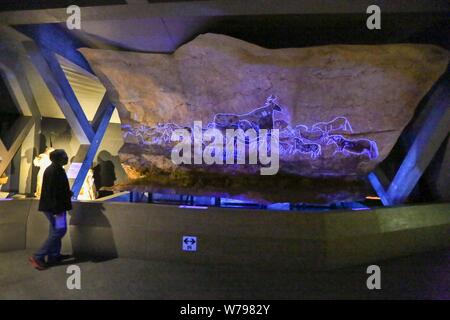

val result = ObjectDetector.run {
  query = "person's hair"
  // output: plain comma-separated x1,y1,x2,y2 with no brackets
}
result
49,149,67,163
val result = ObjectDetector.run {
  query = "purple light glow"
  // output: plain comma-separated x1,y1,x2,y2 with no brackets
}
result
122,95,379,161
178,205,208,210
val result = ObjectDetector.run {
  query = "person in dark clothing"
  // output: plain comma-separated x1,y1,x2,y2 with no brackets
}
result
93,151,116,198
29,149,73,270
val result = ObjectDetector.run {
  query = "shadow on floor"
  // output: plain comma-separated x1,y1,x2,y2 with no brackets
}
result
68,203,118,261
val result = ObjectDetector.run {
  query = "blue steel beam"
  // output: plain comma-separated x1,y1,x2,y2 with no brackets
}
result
38,47,95,143
18,25,117,142
386,75,450,205
16,24,93,74
9,25,119,197
91,94,112,133
23,41,94,144
367,172,391,206
71,102,115,199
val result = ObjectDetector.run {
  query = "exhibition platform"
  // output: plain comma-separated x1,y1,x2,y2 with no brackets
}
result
1,199,449,271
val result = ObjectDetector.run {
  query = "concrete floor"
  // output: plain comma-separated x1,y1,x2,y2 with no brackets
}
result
0,249,449,299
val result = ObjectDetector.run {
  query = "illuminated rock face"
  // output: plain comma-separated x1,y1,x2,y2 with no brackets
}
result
79,34,449,203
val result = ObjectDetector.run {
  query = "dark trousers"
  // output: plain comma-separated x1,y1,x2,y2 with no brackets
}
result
34,211,67,262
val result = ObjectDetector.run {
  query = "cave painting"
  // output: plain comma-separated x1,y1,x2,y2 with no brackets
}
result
327,135,378,159
122,95,379,161
213,95,282,130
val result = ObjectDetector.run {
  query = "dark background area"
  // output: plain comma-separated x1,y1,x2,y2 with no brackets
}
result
0,72,21,150
0,0,210,12
202,13,450,50
0,0,126,11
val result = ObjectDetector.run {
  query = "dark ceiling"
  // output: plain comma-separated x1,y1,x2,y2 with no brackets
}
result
0,0,125,12
0,0,211,12
197,13,450,49
2,1,449,51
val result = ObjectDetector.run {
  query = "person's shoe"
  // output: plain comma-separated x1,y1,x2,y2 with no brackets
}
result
28,256,47,270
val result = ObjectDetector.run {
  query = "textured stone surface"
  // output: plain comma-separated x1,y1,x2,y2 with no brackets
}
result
79,34,449,203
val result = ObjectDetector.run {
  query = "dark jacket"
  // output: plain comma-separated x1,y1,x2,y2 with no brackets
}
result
38,163,73,213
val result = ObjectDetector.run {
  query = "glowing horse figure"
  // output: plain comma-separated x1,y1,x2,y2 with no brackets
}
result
274,119,297,155
327,135,378,160
293,124,326,143
213,95,282,131
238,95,282,130
155,123,184,144
293,138,322,159
121,97,380,163
212,95,283,149
134,124,157,145
122,124,146,144
312,116,353,134
272,121,322,159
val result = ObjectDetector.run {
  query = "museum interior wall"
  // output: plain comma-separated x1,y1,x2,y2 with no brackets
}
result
1,118,127,195
0,6,449,206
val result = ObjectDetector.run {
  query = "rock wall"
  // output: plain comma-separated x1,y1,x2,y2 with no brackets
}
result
79,34,449,203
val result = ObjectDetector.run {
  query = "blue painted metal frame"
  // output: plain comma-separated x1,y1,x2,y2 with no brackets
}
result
39,47,95,142
369,72,450,206
367,172,391,206
16,24,117,199
387,81,450,205
17,24,97,143
71,103,115,199
15,24,93,73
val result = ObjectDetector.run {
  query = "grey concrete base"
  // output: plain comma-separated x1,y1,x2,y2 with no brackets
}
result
1,199,450,270
0,200,31,252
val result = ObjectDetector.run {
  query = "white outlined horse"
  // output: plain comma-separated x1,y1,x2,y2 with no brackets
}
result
213,95,282,131
327,135,378,160
293,138,322,159
293,124,325,143
312,116,353,134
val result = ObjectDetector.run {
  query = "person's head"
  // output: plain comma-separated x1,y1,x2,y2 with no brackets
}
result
50,149,68,166
97,150,111,163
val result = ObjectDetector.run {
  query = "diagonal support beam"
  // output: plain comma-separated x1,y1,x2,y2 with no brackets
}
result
0,140,7,156
1,25,118,196
0,33,43,194
385,76,450,205
23,41,94,144
0,117,34,176
71,102,115,199
367,172,391,206
0,63,34,117
15,24,94,74
91,94,114,133
39,47,95,141
0,45,42,118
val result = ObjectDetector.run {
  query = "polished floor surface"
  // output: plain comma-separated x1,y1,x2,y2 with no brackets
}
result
0,249,449,299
